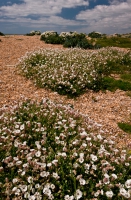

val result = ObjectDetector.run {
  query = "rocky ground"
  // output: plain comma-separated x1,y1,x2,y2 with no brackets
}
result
0,35,131,149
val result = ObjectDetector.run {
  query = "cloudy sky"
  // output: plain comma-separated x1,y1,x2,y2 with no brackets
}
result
0,0,131,34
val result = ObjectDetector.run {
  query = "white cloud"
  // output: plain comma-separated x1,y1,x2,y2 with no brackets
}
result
0,0,89,17
0,0,131,34
0,0,89,33
76,1,131,33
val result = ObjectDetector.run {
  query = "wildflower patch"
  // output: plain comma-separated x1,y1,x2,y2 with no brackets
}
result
0,99,131,199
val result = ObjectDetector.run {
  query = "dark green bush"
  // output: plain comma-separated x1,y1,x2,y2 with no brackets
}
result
41,34,64,44
40,32,92,49
63,37,93,49
0,31,5,36
63,34,93,49
88,31,102,38
25,31,41,36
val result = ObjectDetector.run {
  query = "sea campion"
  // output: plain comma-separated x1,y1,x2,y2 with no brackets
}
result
0,98,131,199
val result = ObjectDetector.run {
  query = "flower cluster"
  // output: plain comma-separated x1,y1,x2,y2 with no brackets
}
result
30,30,41,35
41,31,57,38
16,47,131,97
0,98,131,199
59,31,80,38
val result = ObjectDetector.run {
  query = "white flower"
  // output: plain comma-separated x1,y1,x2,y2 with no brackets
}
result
64,195,74,200
105,190,114,198
78,157,84,163
35,183,40,189
43,187,51,196
19,184,27,192
80,131,88,139
75,189,82,200
79,153,84,158
47,163,52,167
111,173,117,179
40,171,50,177
52,172,60,179
15,188,21,195
20,124,25,130
94,190,100,197
84,163,90,170
12,178,19,184
48,194,54,200
79,178,86,185
35,150,41,157
90,154,98,162
29,195,36,200
125,179,131,189
34,192,42,200
21,171,26,176
15,124,19,129
86,137,91,141
97,134,103,140
120,188,130,198
92,164,97,170
64,195,70,200
24,192,30,198
16,160,22,166
50,184,55,190
27,176,33,183
12,187,18,192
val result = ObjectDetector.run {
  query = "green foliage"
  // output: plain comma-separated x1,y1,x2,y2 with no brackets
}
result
41,34,64,44
118,122,131,134
25,30,41,36
0,31,5,36
121,74,131,82
95,37,131,48
63,35,93,49
40,31,93,49
0,31,4,36
102,77,131,91
88,31,102,38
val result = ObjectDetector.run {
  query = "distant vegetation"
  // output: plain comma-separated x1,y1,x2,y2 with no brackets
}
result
0,31,5,36
39,30,131,49
87,31,131,49
40,31,93,49
25,30,41,36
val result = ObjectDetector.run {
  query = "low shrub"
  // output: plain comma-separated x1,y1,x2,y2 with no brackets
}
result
88,31,102,38
0,31,5,36
0,99,131,199
95,37,131,48
40,31,93,49
118,122,131,134
26,30,41,36
16,47,131,96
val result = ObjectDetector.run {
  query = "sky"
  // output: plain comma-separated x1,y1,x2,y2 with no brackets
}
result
0,0,131,35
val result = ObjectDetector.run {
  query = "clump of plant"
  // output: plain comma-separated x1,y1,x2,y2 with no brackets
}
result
118,122,131,134
88,31,102,38
40,31,93,49
16,47,131,97
41,31,64,44
0,98,131,199
95,36,131,48
0,31,5,36
16,48,113,97
26,30,41,36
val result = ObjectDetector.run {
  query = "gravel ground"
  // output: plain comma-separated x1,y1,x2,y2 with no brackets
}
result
0,35,131,149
